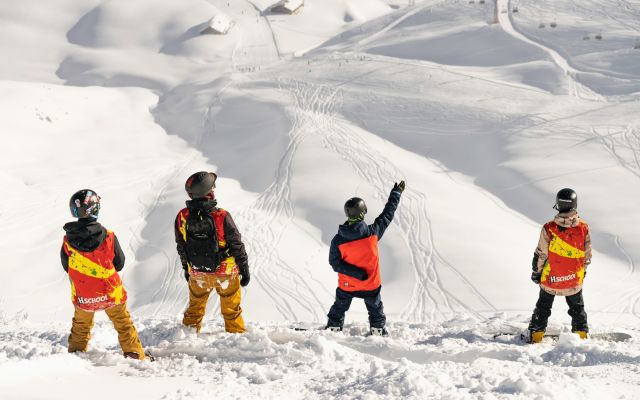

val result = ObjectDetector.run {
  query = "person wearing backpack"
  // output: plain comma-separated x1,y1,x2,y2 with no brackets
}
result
61,189,147,360
325,181,405,337
175,171,250,333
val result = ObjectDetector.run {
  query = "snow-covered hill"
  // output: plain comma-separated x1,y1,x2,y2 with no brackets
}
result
1,0,639,398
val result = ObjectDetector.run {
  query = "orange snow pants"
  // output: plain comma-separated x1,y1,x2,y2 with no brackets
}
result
68,302,145,359
183,275,245,333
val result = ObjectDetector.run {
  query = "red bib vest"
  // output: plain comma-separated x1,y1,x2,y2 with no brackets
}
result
176,208,239,277
337,236,381,292
540,221,589,292
63,231,127,311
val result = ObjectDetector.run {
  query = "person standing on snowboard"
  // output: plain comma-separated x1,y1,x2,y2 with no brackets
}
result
175,171,250,333
526,188,592,343
325,181,405,336
61,189,147,360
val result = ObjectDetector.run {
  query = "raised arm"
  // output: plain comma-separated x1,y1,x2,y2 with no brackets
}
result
369,182,404,240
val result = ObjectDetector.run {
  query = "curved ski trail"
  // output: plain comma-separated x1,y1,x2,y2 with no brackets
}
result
284,80,496,322
497,0,604,102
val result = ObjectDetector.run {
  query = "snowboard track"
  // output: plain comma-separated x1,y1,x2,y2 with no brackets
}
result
282,79,497,322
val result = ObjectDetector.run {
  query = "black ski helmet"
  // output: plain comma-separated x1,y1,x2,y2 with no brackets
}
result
344,197,367,220
69,189,101,219
554,188,578,212
185,171,217,199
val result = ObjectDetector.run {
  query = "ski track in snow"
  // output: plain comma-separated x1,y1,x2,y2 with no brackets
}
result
232,80,330,322
228,0,281,72
600,235,640,321
499,0,604,101
505,0,640,100
281,79,497,322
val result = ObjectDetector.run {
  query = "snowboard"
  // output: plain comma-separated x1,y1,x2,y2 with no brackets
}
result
291,326,388,337
291,326,338,332
492,331,632,342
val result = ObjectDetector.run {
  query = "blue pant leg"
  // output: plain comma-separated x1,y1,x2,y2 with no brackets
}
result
364,292,386,328
327,288,353,328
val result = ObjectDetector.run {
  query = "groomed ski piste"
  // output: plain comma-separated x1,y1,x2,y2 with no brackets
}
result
1,0,640,398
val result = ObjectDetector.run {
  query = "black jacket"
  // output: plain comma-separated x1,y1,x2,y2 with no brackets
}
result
60,219,125,272
328,189,401,282
174,199,249,276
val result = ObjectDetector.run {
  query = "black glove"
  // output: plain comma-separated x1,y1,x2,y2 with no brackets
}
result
355,268,368,281
240,269,250,287
184,269,190,282
531,271,541,284
393,181,406,193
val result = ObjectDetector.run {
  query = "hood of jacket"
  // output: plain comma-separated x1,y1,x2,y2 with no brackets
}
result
554,210,581,228
186,198,218,213
63,219,106,252
337,220,370,242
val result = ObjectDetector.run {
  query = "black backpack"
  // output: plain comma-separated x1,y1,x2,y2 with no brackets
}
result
185,209,222,272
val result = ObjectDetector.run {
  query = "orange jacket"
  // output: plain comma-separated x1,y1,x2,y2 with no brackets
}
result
337,236,381,292
63,231,127,311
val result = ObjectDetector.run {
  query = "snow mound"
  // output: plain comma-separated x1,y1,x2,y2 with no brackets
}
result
2,315,639,399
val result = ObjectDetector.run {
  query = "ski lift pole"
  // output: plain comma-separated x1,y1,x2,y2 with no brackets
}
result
491,0,499,24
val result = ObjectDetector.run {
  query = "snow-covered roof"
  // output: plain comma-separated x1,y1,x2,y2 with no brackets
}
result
204,13,233,34
270,0,304,14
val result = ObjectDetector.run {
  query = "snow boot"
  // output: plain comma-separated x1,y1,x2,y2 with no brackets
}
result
573,330,588,339
370,327,389,337
325,325,342,333
123,352,142,360
523,330,545,343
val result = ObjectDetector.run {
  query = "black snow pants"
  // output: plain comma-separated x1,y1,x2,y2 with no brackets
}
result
528,288,588,332
327,287,386,329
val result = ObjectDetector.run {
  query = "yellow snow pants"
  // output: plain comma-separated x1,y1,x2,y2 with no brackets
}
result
68,302,145,359
183,275,245,333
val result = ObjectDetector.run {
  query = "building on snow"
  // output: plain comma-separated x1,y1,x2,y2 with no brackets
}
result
270,0,304,15
202,13,233,34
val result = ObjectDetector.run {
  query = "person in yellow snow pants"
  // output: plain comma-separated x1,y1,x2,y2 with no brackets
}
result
183,275,245,333
62,189,147,360
175,171,251,334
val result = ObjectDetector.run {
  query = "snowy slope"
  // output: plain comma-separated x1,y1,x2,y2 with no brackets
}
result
1,0,640,398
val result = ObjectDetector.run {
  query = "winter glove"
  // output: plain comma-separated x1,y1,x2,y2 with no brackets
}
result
392,181,406,193
355,268,368,281
240,269,250,287
184,269,190,282
530,253,541,284
531,271,541,284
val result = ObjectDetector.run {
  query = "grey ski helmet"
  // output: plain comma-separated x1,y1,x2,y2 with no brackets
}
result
554,188,577,212
344,197,367,220
185,171,217,199
70,189,101,219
